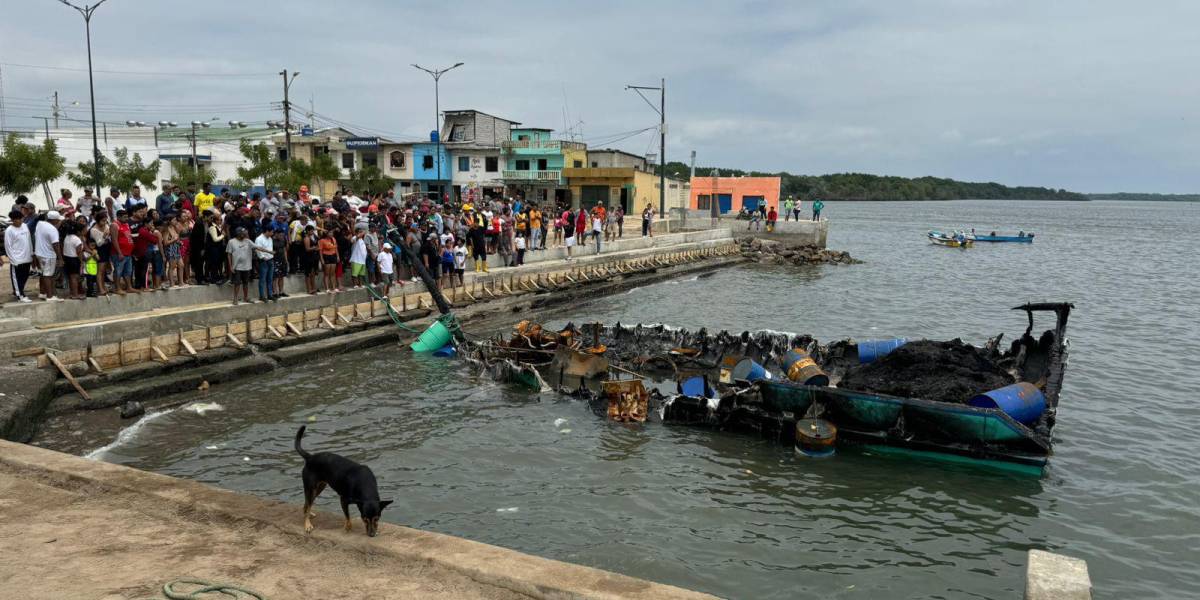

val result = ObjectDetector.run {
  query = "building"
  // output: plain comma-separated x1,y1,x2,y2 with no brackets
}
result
440,110,516,202
690,176,782,214
501,127,585,206
562,156,690,213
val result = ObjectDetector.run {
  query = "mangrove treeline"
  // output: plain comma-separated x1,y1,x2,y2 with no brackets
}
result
660,162,1088,201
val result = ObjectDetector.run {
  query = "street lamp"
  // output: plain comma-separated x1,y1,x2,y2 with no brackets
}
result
412,62,464,200
189,120,213,176
57,0,107,192
626,79,666,217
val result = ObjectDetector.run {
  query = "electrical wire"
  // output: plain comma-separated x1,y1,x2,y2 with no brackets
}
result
0,61,274,78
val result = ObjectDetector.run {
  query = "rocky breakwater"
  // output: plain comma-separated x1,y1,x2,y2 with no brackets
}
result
738,238,861,265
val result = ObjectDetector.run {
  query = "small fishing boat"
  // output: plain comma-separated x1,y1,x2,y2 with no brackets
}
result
973,231,1035,243
928,230,974,247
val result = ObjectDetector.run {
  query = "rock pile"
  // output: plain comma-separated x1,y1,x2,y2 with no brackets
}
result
737,238,861,265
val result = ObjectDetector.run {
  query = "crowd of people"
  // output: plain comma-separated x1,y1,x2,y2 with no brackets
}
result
2,181,648,305
742,197,825,232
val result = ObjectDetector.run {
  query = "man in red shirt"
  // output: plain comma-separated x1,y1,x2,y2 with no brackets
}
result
113,209,135,295
767,206,778,232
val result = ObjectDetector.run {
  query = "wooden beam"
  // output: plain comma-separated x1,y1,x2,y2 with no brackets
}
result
10,347,45,358
151,345,169,363
337,312,352,325
286,322,304,337
226,332,244,349
87,357,105,374
179,337,198,357
47,353,90,402
321,315,337,330
267,324,285,339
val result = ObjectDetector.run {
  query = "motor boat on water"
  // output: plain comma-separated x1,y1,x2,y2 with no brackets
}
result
928,230,974,247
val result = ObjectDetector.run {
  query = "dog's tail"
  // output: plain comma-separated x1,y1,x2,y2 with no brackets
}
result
294,425,311,459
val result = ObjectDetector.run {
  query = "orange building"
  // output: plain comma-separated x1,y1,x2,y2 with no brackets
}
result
690,176,782,214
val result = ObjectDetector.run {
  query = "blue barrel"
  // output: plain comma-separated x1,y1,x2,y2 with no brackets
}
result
679,376,714,397
782,349,829,386
857,338,908,364
968,382,1046,425
731,358,773,383
432,344,457,358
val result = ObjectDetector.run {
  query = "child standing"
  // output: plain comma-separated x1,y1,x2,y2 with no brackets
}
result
453,239,467,287
514,231,526,266
440,242,454,289
82,238,100,297
63,223,85,299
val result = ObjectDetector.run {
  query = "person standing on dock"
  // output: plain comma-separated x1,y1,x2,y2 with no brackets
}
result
812,198,824,222
226,227,254,305
4,208,33,303
642,203,654,237
783,197,794,221
253,228,276,302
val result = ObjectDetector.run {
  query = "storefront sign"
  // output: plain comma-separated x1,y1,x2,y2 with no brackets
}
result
345,137,379,150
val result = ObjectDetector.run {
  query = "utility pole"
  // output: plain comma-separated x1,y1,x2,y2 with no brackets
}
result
52,91,61,128
412,62,464,201
58,0,107,193
280,69,299,163
625,79,667,217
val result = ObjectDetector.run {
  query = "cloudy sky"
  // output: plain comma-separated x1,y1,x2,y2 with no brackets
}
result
3,0,1199,193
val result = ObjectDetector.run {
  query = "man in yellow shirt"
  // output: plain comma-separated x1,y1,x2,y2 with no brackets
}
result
194,183,216,215
529,206,543,250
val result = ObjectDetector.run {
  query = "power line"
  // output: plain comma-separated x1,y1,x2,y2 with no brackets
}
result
0,61,274,78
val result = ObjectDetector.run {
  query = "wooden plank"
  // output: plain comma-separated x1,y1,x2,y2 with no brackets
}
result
152,334,179,357
179,337,198,357
267,324,284,339
47,353,90,401
225,332,244,349
10,347,46,358
321,315,337,330
286,321,304,337
151,346,169,362
87,357,105,374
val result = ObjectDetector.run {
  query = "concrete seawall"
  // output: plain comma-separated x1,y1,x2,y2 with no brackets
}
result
0,439,716,600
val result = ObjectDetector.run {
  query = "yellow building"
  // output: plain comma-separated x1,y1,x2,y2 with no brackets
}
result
563,166,688,213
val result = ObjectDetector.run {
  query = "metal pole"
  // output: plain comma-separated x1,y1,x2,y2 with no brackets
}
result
191,123,198,176
53,91,60,128
434,74,440,201
84,10,101,191
659,77,666,217
282,69,292,163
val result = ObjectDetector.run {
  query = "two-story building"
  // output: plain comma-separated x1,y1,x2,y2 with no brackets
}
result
501,127,586,207
562,148,690,213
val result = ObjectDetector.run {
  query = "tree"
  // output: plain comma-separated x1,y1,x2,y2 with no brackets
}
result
67,146,160,192
0,135,66,204
166,159,216,190
236,140,340,194
345,166,394,195
292,153,340,196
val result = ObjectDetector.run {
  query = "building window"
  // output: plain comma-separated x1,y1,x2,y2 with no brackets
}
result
458,157,470,172
537,158,548,170
389,151,406,169
422,154,434,170
515,159,530,170
363,152,378,168
485,156,498,172
341,152,354,169
698,195,711,210
277,148,288,161
591,161,598,168
573,160,583,168
517,134,530,141
449,124,467,141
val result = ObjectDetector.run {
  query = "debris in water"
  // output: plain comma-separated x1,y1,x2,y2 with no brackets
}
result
119,400,145,420
307,415,318,422
553,418,568,428
838,339,1012,404
496,507,519,513
197,380,210,392
185,402,224,416
559,429,572,434
205,445,219,450
243,457,251,462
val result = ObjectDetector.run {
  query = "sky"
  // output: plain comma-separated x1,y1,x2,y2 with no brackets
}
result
2,0,1199,193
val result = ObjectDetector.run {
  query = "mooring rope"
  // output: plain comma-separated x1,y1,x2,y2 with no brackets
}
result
149,578,267,600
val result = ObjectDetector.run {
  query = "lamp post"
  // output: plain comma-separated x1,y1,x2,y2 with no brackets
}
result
57,0,107,192
190,120,212,176
626,79,666,218
412,62,464,200
280,70,299,162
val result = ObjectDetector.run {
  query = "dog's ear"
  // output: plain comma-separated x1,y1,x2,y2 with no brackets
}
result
379,500,394,510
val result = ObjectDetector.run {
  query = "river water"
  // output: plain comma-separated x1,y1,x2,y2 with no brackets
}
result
47,200,1199,599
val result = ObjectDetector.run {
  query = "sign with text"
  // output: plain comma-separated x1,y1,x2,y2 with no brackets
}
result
345,137,380,150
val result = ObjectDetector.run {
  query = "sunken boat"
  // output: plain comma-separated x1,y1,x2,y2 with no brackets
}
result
463,303,1074,470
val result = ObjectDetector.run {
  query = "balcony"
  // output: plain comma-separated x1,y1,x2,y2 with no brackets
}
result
500,139,586,152
502,169,562,182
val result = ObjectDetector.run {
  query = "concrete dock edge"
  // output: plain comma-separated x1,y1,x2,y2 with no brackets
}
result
0,439,716,599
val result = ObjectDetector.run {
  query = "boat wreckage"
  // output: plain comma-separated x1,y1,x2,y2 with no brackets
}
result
458,303,1073,470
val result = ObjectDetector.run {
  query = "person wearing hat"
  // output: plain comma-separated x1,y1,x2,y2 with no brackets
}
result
376,241,395,296
32,211,64,302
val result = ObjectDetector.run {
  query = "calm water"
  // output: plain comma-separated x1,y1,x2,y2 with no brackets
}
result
70,201,1199,599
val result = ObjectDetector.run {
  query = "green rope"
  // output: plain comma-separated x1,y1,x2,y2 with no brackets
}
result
155,578,267,600
364,284,420,333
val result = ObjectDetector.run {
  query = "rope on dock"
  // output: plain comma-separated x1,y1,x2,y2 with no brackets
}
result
150,578,267,600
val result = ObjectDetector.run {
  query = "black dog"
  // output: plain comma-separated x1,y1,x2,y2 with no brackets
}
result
294,425,393,536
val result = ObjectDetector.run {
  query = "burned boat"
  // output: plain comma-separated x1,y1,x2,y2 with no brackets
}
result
566,302,1075,465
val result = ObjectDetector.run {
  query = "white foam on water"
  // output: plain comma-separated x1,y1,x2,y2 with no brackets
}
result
84,408,174,460
185,402,224,416
553,418,568,428
496,507,520,513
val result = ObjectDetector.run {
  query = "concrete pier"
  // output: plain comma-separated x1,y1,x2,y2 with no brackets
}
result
0,439,715,600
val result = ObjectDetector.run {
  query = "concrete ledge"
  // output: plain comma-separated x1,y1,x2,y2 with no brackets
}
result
0,439,715,599
1026,549,1092,600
